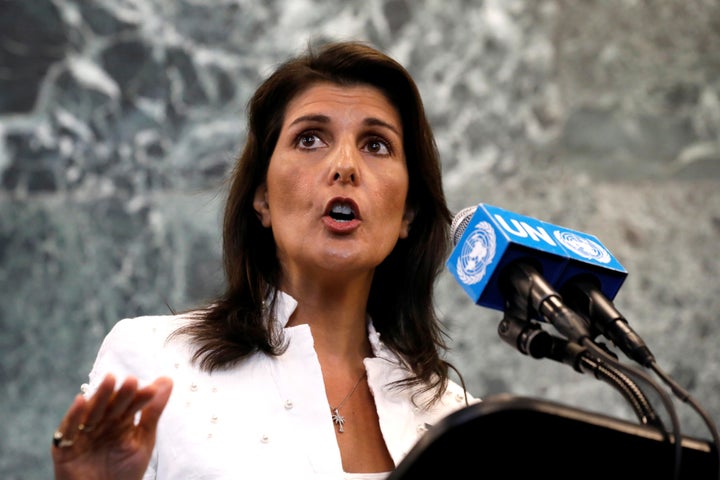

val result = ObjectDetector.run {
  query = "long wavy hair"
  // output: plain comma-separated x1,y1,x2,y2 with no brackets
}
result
175,40,457,405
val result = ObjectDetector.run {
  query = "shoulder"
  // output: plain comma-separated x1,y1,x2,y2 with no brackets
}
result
104,313,191,342
97,313,194,357
416,379,480,429
88,312,198,389
440,379,480,409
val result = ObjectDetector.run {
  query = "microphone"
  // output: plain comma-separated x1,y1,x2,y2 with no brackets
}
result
447,203,654,365
448,203,627,310
560,277,655,367
448,203,594,341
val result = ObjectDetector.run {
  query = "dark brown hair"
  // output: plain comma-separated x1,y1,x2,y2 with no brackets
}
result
176,40,456,404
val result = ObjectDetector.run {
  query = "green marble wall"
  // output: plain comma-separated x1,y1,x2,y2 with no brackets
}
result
2,1,719,478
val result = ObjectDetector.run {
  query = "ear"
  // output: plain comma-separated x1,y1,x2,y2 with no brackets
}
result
399,207,415,239
253,183,272,227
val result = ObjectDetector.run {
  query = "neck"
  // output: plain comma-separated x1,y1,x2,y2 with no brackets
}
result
282,275,373,365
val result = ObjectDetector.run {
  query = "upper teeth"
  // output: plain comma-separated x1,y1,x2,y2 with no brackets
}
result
331,204,353,215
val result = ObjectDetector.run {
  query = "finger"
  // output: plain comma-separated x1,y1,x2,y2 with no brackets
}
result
141,377,173,428
54,374,121,454
121,376,172,420
63,394,88,432
103,376,170,427
51,394,88,455
137,377,173,444
79,373,119,429
104,376,141,421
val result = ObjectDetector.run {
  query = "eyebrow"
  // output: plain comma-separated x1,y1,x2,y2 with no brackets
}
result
288,114,402,136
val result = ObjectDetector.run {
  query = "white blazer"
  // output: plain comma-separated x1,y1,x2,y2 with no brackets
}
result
85,292,479,479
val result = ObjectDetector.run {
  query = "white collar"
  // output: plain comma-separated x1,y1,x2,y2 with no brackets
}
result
271,290,394,362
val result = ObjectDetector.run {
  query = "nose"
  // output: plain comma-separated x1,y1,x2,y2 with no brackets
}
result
329,142,359,185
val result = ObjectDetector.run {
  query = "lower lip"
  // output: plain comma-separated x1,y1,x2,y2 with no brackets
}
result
322,216,361,234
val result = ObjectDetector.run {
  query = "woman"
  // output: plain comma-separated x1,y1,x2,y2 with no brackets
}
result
51,40,478,479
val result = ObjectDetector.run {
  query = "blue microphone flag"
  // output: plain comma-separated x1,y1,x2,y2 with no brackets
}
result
447,203,628,311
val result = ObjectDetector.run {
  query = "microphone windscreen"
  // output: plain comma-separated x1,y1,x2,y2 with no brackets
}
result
450,206,478,245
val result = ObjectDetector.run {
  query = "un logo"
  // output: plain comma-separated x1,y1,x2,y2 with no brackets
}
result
553,230,611,263
456,221,497,284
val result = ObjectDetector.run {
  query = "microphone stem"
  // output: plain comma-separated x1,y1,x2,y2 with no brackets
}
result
572,345,664,428
498,314,662,428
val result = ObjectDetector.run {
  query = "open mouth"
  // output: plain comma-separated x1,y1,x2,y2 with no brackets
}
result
325,198,360,223
329,202,356,222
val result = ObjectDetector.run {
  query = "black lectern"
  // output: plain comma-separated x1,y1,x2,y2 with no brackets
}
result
387,394,718,479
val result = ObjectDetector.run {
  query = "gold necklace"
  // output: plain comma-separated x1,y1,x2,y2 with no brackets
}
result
330,371,366,433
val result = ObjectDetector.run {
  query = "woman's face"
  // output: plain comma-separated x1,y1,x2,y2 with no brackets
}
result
254,82,413,287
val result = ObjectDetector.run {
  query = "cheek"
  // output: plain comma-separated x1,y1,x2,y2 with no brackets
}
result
376,177,410,228
386,172,410,209
266,163,312,212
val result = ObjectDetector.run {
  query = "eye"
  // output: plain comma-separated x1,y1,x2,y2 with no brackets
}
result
363,136,392,156
295,131,326,150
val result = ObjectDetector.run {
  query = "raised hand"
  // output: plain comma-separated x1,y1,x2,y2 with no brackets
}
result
51,373,173,480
